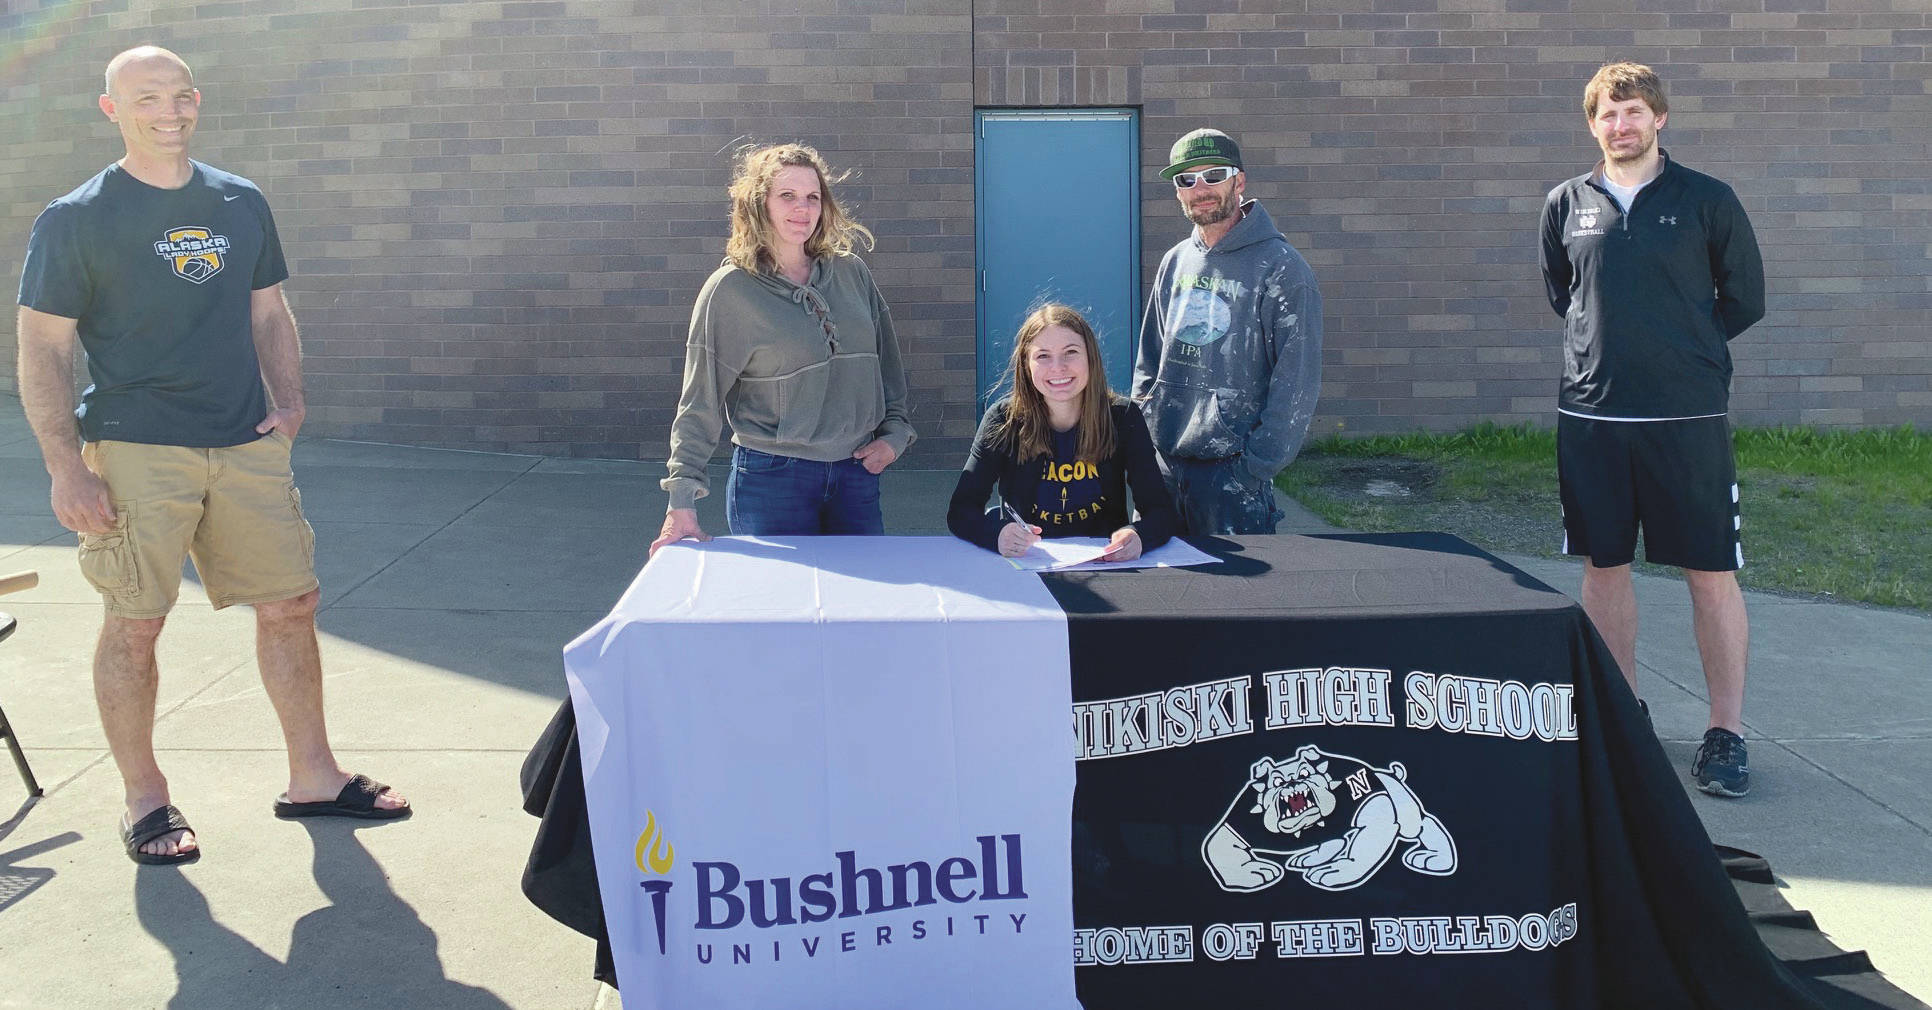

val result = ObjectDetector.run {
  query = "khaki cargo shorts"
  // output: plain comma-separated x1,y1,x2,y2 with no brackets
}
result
77,432,318,618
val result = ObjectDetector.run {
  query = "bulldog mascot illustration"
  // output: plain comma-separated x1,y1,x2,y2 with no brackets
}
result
1202,744,1457,892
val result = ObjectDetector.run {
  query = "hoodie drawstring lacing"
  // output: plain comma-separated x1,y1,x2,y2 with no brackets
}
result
790,284,838,352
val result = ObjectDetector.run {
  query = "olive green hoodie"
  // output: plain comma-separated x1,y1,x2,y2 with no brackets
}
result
662,253,915,510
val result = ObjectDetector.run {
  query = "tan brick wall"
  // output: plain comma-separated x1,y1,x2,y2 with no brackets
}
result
979,0,1932,435
0,0,980,461
1,1,1925,464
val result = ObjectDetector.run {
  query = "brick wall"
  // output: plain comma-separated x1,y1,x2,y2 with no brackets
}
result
1,1,1925,465
978,0,1931,435
0,0,982,462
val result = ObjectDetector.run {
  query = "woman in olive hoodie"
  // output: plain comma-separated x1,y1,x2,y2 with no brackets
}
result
650,144,915,556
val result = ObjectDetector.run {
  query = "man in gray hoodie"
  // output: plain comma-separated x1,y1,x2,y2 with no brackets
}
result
1133,128,1323,535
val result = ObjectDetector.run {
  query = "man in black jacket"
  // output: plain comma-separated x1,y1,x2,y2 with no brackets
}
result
1539,62,1766,797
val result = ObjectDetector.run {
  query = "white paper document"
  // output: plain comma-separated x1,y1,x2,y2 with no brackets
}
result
1002,536,1222,573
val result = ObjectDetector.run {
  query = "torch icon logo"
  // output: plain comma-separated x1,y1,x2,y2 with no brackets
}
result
635,810,676,955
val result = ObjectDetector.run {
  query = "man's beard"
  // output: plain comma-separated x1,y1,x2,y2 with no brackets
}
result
1601,129,1656,165
1187,192,1237,226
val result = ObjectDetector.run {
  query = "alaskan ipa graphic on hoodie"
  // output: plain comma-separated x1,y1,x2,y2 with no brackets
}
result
1133,200,1322,479
1170,279,1239,347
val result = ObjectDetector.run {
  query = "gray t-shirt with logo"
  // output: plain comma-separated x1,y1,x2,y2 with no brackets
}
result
19,160,289,447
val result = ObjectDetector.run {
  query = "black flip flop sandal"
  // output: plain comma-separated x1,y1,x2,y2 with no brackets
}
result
121,804,200,866
273,773,411,821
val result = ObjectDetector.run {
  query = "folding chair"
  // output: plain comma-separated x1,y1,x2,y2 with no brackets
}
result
0,571,42,798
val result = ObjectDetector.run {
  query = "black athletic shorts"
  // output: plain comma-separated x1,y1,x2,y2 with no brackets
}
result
1556,413,1742,572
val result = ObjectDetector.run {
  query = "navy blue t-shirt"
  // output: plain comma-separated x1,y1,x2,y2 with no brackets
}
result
18,161,289,447
1029,426,1112,531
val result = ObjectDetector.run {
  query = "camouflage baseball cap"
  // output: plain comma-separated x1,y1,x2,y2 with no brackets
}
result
1160,128,1242,179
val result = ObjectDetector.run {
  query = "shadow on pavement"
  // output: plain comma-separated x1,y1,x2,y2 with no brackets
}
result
135,867,286,1010
135,821,509,1009
0,827,76,917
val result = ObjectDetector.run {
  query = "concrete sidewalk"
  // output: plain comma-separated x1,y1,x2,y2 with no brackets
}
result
0,393,1925,1007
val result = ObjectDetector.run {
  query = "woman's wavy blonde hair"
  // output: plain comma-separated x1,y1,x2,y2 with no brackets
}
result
725,143,874,274
990,303,1117,465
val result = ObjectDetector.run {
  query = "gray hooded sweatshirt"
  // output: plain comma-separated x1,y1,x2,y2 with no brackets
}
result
1132,199,1322,482
662,253,915,510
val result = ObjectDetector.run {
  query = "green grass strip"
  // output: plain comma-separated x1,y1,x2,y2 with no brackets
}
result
1280,423,1929,610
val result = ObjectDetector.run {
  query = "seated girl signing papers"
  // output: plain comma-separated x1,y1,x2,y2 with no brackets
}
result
948,304,1179,560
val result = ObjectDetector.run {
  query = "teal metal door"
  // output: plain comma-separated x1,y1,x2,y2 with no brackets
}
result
975,110,1140,411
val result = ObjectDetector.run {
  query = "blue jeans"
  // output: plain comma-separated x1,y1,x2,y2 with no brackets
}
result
726,446,885,536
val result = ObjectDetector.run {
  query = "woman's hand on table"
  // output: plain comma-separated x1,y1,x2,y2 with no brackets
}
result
852,438,898,475
1098,527,1143,562
650,508,711,558
998,521,1042,558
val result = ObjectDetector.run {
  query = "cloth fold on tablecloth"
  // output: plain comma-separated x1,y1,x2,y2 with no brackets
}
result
520,698,617,986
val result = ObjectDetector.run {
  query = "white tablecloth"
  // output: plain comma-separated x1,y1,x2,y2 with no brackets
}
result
565,536,1079,1010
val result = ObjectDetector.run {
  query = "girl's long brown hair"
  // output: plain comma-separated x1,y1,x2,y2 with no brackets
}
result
724,143,874,274
989,303,1117,463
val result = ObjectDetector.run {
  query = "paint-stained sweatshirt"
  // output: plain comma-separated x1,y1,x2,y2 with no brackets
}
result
662,253,915,509
1132,200,1323,482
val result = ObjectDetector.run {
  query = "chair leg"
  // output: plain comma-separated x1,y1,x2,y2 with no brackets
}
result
0,703,42,798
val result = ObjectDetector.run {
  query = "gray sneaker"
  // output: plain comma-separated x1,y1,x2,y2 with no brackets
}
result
1693,728,1750,797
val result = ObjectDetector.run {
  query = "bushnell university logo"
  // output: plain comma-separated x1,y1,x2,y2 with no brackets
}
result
635,809,676,955
153,226,230,284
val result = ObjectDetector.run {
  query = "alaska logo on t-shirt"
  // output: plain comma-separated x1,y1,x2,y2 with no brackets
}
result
153,226,231,284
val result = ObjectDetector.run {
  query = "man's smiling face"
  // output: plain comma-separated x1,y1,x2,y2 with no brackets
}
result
1589,94,1665,167
102,55,200,163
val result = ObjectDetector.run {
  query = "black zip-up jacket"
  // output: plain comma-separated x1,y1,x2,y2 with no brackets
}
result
1540,152,1765,418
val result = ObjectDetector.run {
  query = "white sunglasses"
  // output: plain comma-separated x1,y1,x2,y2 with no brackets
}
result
1172,166,1240,189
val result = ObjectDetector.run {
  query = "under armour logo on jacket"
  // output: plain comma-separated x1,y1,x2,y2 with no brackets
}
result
1659,215,1677,225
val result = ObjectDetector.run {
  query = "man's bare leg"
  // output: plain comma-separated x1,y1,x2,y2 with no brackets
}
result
255,589,406,810
97,613,195,857
1684,569,1748,734
1580,561,1639,694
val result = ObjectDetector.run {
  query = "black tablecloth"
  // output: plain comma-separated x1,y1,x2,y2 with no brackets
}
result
521,534,1924,1009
